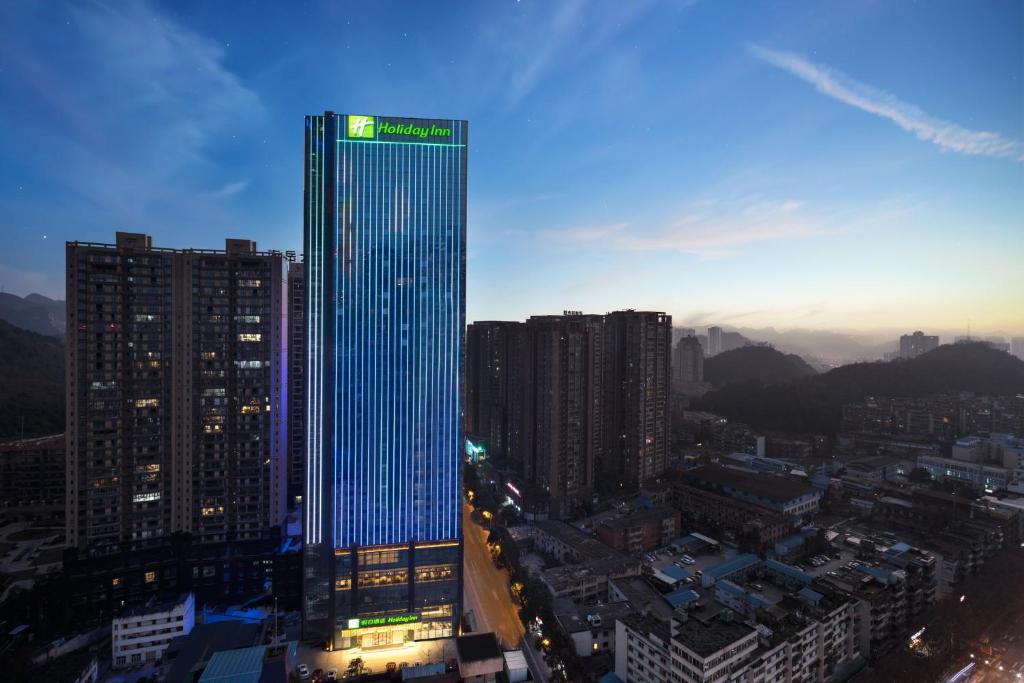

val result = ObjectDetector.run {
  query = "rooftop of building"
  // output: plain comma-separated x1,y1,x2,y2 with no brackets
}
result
455,632,503,663
534,520,625,563
552,599,634,634
0,433,64,451
672,612,755,658
609,576,675,620
197,642,297,683
598,505,678,531
163,622,263,683
684,465,817,503
116,592,193,620
619,612,671,644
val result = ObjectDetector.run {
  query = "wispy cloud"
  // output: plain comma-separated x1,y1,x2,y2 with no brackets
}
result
749,45,1024,163
208,180,250,199
548,199,823,258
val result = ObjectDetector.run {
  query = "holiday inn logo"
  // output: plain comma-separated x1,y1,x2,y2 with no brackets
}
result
347,115,375,139
345,115,454,142
378,120,451,139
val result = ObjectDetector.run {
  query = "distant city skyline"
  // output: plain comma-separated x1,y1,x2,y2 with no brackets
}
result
1,1,1021,333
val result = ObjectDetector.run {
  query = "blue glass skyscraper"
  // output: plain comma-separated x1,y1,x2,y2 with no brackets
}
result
303,112,467,649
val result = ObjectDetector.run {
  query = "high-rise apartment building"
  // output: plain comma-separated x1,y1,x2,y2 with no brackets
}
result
899,330,939,359
65,233,287,556
707,325,723,356
672,335,704,395
465,321,519,462
286,261,306,504
509,314,605,513
1013,337,1024,362
302,113,466,649
603,311,672,487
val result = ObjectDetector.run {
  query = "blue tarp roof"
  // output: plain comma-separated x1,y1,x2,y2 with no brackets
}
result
600,673,625,683
889,542,911,553
664,588,700,606
764,559,814,585
707,554,760,580
748,593,774,609
854,563,895,583
660,564,690,581
799,587,824,603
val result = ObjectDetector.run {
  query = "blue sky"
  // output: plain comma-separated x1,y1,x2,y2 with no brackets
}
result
1,0,1021,333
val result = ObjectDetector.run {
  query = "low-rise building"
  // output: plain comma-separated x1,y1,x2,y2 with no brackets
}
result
552,599,633,657
112,593,195,669
671,483,794,551
682,465,822,517
596,506,682,554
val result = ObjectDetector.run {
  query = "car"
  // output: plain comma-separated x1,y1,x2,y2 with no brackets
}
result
751,583,764,592
313,669,325,683
296,664,311,679
326,670,338,682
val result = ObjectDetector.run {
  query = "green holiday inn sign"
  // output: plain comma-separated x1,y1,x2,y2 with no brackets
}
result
346,115,452,141
346,613,421,629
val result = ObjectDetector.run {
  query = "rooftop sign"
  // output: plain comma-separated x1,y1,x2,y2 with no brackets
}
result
343,114,457,144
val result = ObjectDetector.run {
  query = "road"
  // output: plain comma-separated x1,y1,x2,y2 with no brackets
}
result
462,501,525,650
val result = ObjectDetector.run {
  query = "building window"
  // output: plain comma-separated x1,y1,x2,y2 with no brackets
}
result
144,571,156,583
238,333,262,342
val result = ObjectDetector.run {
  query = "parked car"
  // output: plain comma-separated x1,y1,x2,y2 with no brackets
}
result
297,664,311,680
325,670,338,681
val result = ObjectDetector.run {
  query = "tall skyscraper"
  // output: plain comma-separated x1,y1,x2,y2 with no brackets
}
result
899,330,939,359
302,113,467,649
287,261,306,504
66,233,287,555
707,325,723,356
603,311,672,487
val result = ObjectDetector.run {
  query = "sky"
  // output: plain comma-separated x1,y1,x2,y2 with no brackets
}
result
0,0,1021,335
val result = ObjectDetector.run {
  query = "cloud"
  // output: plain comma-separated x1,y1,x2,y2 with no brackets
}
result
549,199,822,258
208,180,250,199
749,45,1024,162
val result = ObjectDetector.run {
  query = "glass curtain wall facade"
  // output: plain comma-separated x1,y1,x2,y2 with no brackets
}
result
303,112,467,649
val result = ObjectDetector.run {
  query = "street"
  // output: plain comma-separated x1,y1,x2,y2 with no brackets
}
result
462,501,526,650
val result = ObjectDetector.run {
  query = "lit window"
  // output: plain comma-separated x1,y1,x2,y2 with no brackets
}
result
144,571,156,584
238,333,262,342
239,279,262,288
112,577,122,586
201,506,224,517
133,492,161,503
134,398,160,408
235,315,261,323
201,351,218,360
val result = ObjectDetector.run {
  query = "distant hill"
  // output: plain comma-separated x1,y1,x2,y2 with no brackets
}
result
0,320,65,440
704,345,817,389
0,292,65,336
733,326,896,363
694,343,1024,436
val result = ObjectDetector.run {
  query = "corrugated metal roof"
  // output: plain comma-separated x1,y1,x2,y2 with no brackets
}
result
197,645,265,683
